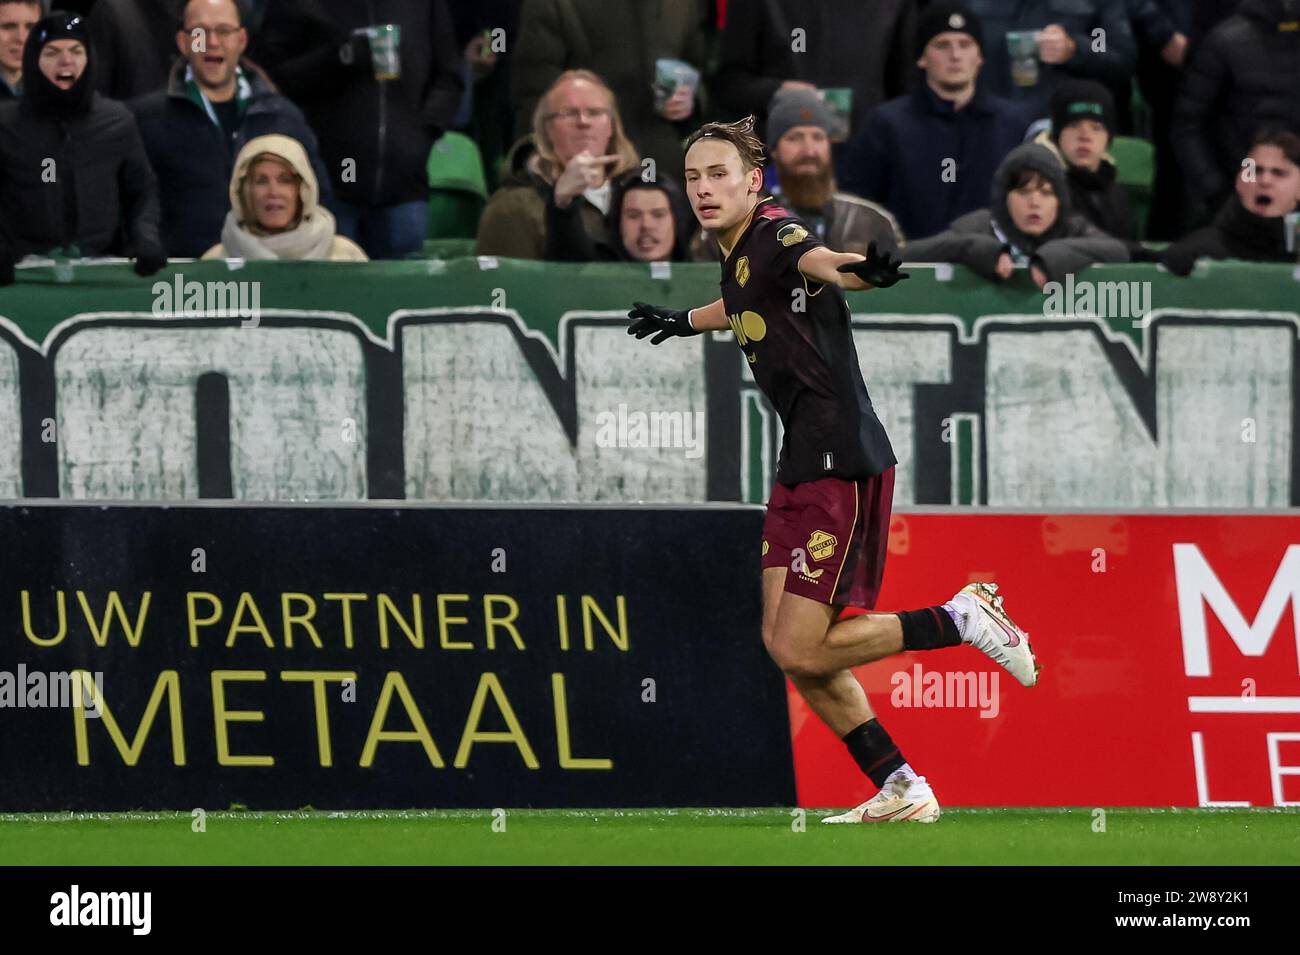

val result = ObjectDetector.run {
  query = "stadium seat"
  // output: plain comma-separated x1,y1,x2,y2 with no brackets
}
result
1110,136,1155,241
426,132,489,240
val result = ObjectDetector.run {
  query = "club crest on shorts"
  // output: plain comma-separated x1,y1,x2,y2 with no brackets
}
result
735,256,750,287
807,530,837,561
777,223,808,247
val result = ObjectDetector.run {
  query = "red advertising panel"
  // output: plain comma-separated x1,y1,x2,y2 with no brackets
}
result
791,513,1300,808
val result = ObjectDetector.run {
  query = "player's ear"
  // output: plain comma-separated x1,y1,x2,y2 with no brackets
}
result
748,165,763,194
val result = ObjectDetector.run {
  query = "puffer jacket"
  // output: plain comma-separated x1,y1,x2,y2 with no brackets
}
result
1171,0,1300,215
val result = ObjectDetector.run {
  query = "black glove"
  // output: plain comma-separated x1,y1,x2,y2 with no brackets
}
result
836,240,910,288
626,301,701,345
134,247,166,277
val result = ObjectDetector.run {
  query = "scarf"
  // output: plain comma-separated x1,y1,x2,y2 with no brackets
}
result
217,205,340,260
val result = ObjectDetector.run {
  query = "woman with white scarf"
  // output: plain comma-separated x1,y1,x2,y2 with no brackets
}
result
203,134,367,261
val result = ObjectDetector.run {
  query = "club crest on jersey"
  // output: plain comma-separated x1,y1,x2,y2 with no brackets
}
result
735,256,750,287
777,223,808,247
807,530,837,561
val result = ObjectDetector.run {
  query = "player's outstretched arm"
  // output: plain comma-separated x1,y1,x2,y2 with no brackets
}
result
798,242,910,291
626,298,727,345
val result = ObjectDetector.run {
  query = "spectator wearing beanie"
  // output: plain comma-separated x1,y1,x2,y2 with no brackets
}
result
905,142,1128,288
1162,128,1300,276
0,11,164,286
1172,0,1300,227
1035,80,1136,241
692,89,902,262
844,4,1029,241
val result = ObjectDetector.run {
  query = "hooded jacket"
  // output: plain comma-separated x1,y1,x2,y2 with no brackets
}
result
0,12,162,260
1032,129,1136,241
904,143,1129,282
1161,196,1297,276
201,133,366,261
1172,0,1300,214
130,57,332,258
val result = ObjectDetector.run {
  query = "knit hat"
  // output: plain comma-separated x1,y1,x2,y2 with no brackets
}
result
765,89,831,149
22,12,96,118
1051,80,1117,142
914,3,983,58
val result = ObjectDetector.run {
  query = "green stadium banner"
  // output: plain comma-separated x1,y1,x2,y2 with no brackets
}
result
0,258,1297,506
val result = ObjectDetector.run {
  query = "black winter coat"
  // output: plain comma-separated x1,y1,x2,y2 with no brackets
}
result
130,60,332,258
713,0,916,139
249,0,465,208
1171,0,1300,213
843,83,1031,241
1161,197,1297,276
1066,160,1136,241
0,93,161,258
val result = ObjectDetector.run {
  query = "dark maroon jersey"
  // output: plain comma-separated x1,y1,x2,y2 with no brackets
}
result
720,197,896,485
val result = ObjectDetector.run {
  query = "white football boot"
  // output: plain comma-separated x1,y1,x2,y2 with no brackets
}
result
950,582,1039,688
821,773,941,824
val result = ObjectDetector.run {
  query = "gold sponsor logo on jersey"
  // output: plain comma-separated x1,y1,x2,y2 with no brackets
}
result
761,539,769,556
777,223,809,247
735,256,750,287
727,310,767,345
808,530,837,561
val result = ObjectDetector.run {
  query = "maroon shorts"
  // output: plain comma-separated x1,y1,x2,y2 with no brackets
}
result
760,467,895,609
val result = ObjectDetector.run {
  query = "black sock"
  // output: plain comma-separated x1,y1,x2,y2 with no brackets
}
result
898,606,961,651
842,718,905,786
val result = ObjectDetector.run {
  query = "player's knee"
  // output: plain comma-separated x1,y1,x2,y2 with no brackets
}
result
768,634,828,680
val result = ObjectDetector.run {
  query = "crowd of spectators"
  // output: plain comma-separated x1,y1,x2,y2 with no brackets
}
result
1,0,1298,287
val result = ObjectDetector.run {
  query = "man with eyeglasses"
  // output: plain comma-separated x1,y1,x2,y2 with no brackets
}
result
477,69,640,260
128,0,330,258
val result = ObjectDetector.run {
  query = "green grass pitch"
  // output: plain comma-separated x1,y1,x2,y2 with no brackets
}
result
2,808,1298,865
